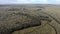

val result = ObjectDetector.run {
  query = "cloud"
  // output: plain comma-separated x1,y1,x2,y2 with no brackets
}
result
16,0,31,3
0,0,60,4
16,0,48,4
42,0,48,2
0,0,17,4
56,0,60,1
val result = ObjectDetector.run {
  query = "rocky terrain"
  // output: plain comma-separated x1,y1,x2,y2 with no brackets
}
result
0,5,60,34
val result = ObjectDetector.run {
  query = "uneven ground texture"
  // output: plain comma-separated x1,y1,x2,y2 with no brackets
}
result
0,5,60,34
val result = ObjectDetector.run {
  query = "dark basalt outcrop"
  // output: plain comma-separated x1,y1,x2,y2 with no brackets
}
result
0,13,41,34
0,7,52,34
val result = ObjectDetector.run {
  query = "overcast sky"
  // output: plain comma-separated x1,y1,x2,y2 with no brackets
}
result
0,0,60,4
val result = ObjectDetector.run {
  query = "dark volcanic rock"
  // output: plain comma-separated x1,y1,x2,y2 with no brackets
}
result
0,12,41,34
0,7,52,34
